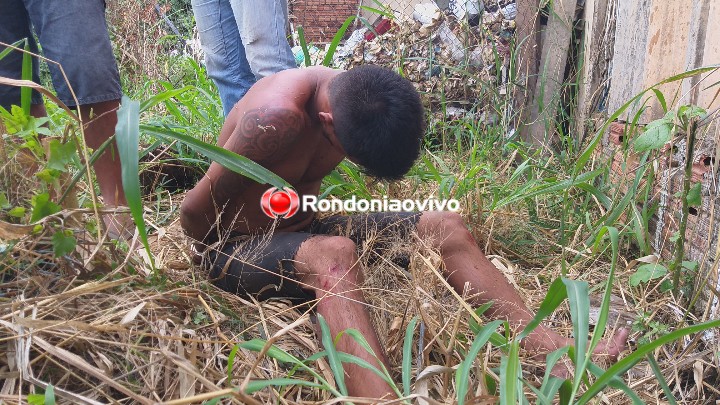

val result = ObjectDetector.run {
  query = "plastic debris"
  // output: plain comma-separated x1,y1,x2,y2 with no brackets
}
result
330,0,516,117
449,0,483,20
365,18,393,41
292,45,322,66
413,2,443,26
334,28,367,59
501,3,517,19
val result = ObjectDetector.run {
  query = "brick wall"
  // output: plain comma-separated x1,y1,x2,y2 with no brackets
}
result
601,122,719,309
290,0,359,43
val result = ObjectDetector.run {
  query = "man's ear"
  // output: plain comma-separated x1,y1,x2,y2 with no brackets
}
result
318,112,342,148
318,111,334,129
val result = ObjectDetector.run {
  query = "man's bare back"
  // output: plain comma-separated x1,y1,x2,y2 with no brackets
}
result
181,67,346,241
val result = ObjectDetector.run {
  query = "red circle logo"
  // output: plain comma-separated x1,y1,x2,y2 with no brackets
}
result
260,187,300,219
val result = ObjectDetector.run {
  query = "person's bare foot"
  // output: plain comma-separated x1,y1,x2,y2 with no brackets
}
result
103,212,136,240
548,327,630,379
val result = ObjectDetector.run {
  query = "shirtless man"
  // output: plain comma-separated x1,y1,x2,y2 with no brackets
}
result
180,65,628,400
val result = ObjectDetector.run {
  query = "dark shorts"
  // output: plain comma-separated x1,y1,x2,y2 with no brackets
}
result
0,0,122,109
202,212,422,302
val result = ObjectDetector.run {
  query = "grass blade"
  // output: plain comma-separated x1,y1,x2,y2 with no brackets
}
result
336,352,397,388
494,169,603,208
239,339,299,363
44,385,56,405
0,39,27,61
578,318,720,404
646,353,678,405
140,124,288,188
518,278,567,340
539,346,570,398
227,344,240,383
305,349,398,392
338,328,400,394
296,26,312,67
139,85,193,112
21,39,31,116
317,314,348,395
402,317,417,397
561,277,589,397
582,227,620,378
499,339,522,405
456,319,503,405
245,378,323,394
586,362,644,405
238,339,339,396
322,16,356,67
115,96,154,267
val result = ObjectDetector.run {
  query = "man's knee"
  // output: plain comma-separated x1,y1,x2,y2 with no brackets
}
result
418,211,474,250
296,236,360,290
298,236,357,267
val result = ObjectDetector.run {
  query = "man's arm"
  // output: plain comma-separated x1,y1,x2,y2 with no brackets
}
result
180,106,305,242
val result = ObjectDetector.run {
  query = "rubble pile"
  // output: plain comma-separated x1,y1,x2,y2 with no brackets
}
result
333,0,516,114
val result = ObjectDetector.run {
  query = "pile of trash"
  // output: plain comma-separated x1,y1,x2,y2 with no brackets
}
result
330,0,517,114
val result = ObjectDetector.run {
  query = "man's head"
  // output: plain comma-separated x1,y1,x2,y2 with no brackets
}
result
327,65,425,181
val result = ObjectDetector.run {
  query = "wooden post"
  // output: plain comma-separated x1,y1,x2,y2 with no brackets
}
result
514,0,541,142
524,0,578,150
575,0,611,141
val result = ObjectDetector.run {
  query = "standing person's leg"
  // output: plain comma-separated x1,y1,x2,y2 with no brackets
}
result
191,0,256,116
415,211,628,359
23,0,128,235
231,0,296,79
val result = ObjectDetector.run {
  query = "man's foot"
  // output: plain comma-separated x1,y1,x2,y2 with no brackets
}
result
591,327,630,361
103,212,135,240
547,327,630,379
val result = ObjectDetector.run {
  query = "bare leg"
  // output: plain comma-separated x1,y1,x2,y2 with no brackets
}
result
416,212,628,360
28,100,130,238
79,100,134,238
78,100,125,206
294,236,397,400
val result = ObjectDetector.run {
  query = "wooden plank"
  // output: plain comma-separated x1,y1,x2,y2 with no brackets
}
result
515,0,542,144
576,0,611,138
524,0,578,148
695,0,720,109
606,1,652,121
640,0,693,117
681,0,712,105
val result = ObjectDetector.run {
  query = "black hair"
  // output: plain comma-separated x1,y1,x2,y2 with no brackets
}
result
328,65,425,181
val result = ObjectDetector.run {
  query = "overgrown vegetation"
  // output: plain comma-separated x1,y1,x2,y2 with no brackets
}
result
1,2,719,404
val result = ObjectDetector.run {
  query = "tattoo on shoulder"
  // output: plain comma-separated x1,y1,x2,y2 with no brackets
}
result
230,107,304,162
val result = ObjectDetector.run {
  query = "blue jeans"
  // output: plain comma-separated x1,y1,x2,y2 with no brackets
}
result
192,0,296,116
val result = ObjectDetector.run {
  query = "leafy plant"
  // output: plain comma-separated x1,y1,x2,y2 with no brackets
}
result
26,385,55,405
629,263,668,287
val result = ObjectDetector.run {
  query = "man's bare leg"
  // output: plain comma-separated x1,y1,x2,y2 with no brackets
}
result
78,100,124,206
294,235,397,400
416,212,628,361
78,99,133,238
28,100,130,237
